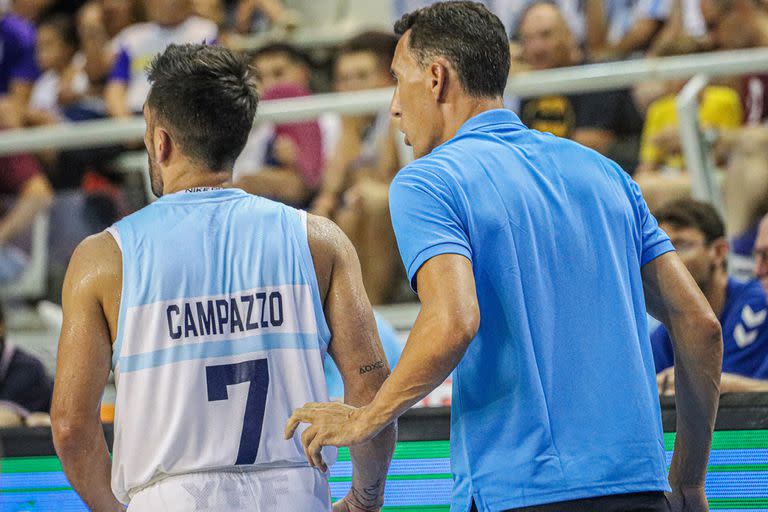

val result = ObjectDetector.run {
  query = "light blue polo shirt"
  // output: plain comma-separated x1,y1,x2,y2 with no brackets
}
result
389,109,674,512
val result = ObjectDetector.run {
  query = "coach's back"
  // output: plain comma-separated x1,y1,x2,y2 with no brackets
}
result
108,188,335,503
390,109,672,510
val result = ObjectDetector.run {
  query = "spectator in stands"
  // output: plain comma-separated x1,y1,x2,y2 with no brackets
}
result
234,43,324,207
697,0,768,267
585,0,668,59
654,199,768,393
26,14,89,125
0,143,53,284
76,0,144,88
104,0,218,118
0,6,37,128
0,7,52,275
634,43,743,211
0,303,54,413
310,31,403,304
517,2,643,168
11,0,85,24
232,0,298,34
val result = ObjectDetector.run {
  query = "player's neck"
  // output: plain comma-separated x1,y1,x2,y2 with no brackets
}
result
704,271,729,317
162,169,232,196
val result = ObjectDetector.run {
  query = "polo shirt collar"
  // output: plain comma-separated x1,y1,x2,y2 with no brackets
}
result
455,108,525,137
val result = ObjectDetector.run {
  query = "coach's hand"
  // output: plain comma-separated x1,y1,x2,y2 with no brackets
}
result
666,485,709,511
284,402,381,470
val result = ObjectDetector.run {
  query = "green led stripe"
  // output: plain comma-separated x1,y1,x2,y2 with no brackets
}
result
664,430,768,450
0,486,73,494
381,507,449,511
329,473,452,483
336,441,451,462
709,498,768,509
708,464,768,472
1,456,63,473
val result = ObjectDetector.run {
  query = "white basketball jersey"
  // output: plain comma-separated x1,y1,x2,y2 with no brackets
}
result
107,188,335,505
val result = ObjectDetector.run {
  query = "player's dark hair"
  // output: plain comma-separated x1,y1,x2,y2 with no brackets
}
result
394,1,510,98
655,198,726,244
338,31,399,71
146,44,259,171
251,42,312,69
39,13,79,50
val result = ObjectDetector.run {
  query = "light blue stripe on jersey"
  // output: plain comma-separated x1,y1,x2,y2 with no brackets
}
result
118,331,321,373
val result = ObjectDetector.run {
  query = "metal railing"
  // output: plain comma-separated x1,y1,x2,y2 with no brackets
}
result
2,48,768,156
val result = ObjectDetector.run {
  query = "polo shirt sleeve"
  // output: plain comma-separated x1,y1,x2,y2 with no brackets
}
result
389,165,472,292
626,172,675,266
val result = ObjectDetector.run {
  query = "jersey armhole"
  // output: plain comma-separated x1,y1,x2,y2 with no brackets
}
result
293,209,332,352
105,226,127,370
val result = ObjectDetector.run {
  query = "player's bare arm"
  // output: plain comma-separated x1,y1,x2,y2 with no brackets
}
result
51,232,122,512
287,253,479,456
643,251,722,511
286,214,396,511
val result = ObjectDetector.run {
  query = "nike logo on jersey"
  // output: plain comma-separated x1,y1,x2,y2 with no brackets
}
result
167,291,284,340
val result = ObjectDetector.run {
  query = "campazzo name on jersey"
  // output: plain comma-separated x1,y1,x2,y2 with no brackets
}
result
166,290,285,340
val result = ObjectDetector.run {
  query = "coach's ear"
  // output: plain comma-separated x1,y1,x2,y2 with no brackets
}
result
429,57,451,103
154,126,173,165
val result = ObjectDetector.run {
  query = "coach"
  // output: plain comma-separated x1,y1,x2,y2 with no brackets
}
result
287,2,722,511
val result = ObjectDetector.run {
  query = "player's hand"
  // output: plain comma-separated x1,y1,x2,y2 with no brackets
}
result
666,485,709,511
657,367,675,396
284,402,382,471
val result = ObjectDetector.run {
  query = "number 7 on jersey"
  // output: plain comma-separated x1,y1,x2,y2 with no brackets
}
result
206,358,270,465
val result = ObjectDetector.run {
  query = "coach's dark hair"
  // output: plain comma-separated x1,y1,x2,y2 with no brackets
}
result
394,1,510,98
338,31,399,70
655,198,726,244
146,44,259,171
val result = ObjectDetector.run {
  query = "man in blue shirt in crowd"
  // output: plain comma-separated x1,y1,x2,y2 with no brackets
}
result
653,199,768,394
286,3,722,512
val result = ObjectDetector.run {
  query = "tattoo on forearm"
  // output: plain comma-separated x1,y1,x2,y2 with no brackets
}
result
350,478,384,510
359,360,385,375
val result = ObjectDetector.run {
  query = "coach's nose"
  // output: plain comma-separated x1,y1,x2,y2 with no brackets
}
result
390,86,401,119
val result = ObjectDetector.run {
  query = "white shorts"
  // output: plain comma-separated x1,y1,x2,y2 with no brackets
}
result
127,466,331,511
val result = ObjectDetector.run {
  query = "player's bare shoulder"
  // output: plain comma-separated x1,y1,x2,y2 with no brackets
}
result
64,231,123,336
305,214,357,302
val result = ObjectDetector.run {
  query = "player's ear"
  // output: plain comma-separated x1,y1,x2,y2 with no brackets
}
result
154,127,173,164
429,58,451,103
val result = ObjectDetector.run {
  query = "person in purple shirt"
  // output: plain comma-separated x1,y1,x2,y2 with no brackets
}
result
653,199,768,395
0,11,38,127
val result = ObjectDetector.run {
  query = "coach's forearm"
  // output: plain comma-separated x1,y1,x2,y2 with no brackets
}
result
667,313,722,489
53,418,122,511
364,307,475,426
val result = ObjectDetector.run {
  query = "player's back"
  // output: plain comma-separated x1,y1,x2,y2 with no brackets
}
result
107,188,334,506
391,110,670,510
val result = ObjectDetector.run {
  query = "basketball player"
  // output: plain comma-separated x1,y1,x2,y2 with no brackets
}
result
51,43,395,512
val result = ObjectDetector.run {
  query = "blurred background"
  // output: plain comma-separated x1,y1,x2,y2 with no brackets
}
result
2,0,768,424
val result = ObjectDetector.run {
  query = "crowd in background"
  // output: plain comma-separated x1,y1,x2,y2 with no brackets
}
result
3,0,768,421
